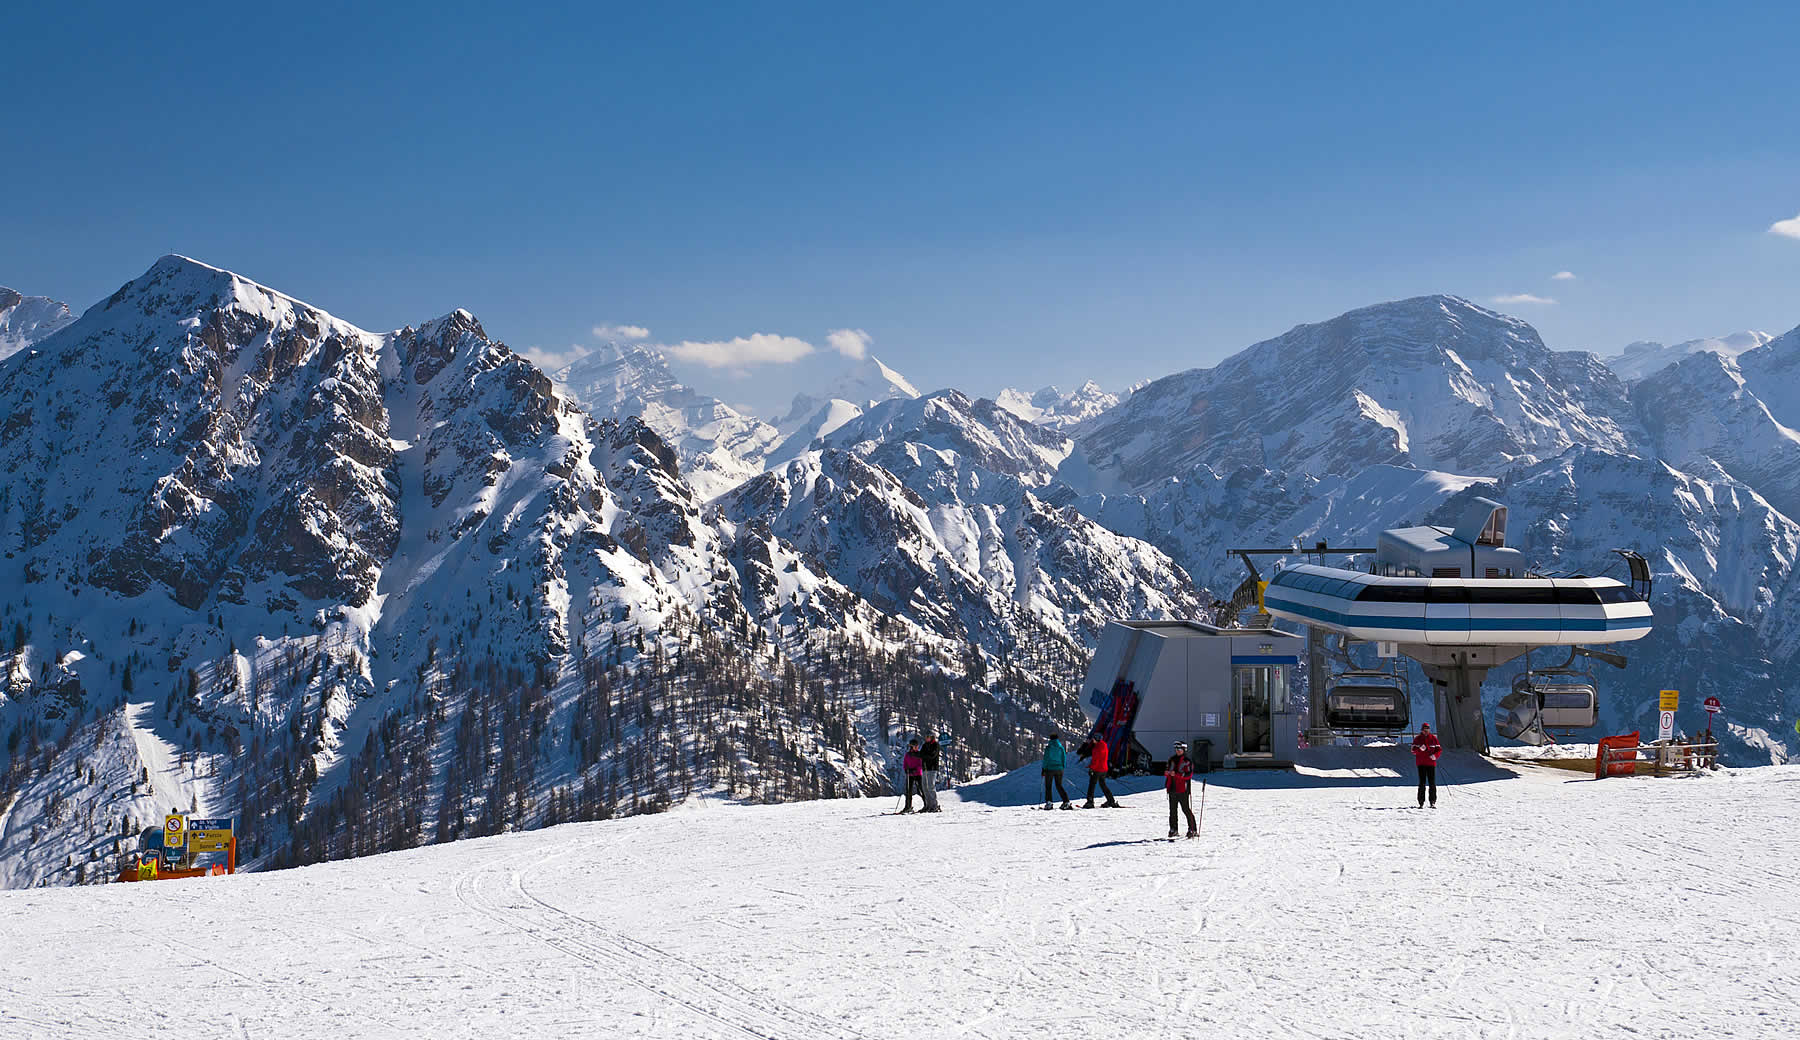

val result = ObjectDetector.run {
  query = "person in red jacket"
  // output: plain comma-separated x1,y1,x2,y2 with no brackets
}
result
1412,723,1442,808
1080,734,1121,809
901,739,925,814
1165,741,1197,838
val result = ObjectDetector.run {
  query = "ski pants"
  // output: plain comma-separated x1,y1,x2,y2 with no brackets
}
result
1086,771,1114,804
922,770,940,811
1043,769,1069,805
904,775,924,811
1417,765,1437,806
1168,788,1196,834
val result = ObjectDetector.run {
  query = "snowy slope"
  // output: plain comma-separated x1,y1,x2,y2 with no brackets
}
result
1605,330,1774,383
1632,349,1800,518
0,287,74,361
4,756,1796,1039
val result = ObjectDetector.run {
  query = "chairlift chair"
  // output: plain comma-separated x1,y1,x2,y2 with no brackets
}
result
1495,653,1601,744
1323,669,1410,731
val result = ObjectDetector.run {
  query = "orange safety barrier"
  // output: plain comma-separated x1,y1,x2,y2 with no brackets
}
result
1595,732,1640,778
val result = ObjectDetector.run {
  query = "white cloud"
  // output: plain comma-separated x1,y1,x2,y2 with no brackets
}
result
825,328,872,360
1489,293,1557,306
1551,271,1577,281
665,332,815,368
592,322,651,341
1770,213,1800,240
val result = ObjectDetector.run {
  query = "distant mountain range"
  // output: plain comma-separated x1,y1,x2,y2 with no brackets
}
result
1603,331,1774,383
3,259,1796,888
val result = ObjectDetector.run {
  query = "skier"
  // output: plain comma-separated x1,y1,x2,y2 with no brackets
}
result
1081,734,1120,809
1042,731,1073,810
901,739,926,814
919,732,942,813
1412,722,1442,808
1165,741,1197,837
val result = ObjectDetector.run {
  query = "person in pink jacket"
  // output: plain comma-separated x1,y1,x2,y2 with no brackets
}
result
1412,723,1442,808
901,739,926,814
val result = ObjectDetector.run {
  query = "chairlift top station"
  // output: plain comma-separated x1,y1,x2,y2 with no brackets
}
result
1078,498,1655,767
1260,497,1653,752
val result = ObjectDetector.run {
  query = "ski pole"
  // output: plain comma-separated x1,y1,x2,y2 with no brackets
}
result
1197,778,1207,835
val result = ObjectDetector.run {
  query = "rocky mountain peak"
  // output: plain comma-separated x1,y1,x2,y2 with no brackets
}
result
1080,294,1637,490
0,285,76,361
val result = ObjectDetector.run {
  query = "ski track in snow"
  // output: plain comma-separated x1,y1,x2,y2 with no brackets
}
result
2,754,1797,1039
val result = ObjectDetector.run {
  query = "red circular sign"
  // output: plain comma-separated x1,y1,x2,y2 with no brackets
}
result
1703,696,1722,713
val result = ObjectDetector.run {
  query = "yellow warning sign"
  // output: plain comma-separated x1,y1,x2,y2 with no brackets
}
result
1659,689,1679,712
163,814,186,849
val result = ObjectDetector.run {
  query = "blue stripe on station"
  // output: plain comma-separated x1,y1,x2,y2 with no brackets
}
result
1262,595,1652,633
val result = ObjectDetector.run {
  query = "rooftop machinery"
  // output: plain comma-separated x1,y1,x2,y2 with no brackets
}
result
1251,498,1654,752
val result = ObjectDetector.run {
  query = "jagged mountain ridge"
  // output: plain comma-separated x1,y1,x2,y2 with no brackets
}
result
994,382,1120,430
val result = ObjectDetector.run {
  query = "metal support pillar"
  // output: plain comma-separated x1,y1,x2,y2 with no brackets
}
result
1422,657,1490,753
1402,645,1527,753
1307,625,1328,733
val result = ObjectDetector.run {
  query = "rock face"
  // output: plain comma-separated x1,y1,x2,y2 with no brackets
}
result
0,287,75,360
1080,295,1640,491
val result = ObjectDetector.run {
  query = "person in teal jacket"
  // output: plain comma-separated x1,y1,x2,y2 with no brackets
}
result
1041,732,1073,810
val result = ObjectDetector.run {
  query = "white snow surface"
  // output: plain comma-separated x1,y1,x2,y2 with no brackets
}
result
4,754,1795,1039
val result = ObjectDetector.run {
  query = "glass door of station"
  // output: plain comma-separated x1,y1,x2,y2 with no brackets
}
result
1232,664,1284,755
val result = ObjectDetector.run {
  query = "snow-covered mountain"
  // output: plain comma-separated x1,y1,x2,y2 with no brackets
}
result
0,257,1127,888
6,261,1800,889
1632,349,1800,519
725,390,1205,653
0,287,74,360
1604,331,1774,383
994,381,1120,430
1080,295,1639,492
551,340,781,501
775,356,919,436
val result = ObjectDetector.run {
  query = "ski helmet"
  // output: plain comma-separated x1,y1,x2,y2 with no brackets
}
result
1172,741,1187,752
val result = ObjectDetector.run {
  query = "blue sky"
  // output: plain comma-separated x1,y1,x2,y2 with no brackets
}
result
5,1,1799,414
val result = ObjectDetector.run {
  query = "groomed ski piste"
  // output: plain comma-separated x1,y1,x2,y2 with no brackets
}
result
4,752,1796,1039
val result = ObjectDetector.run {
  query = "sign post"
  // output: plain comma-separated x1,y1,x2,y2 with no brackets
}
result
1657,690,1679,743
187,818,236,873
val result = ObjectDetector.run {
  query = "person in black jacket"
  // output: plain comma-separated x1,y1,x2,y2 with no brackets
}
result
919,732,943,813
